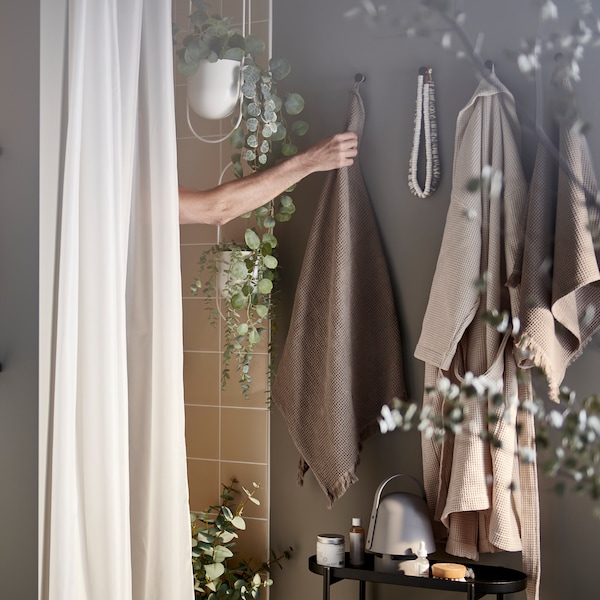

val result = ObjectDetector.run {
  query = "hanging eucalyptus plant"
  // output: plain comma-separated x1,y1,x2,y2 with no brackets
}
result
183,2,309,400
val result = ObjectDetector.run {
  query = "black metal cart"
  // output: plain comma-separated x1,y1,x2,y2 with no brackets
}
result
309,553,527,600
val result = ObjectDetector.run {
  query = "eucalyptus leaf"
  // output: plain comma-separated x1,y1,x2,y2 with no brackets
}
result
245,229,261,250
258,154,268,165
184,40,207,64
196,530,216,543
246,134,258,148
237,323,249,335
227,31,245,50
269,56,291,80
242,64,261,84
284,92,305,115
242,82,257,99
229,261,248,280
255,305,269,318
263,255,278,269
204,563,225,581
230,292,247,310
292,119,309,136
248,329,261,345
281,143,298,157
263,215,276,228
260,140,270,153
247,103,261,117
263,108,276,122
242,149,256,161
223,47,244,61
257,279,273,294
233,162,244,178
245,34,266,57
262,232,278,248
212,545,234,563
271,94,282,113
217,530,238,543
270,123,286,142
230,127,245,149
246,117,259,132
280,194,293,208
231,515,246,530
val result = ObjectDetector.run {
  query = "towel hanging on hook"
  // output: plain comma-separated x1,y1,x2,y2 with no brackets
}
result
408,66,441,199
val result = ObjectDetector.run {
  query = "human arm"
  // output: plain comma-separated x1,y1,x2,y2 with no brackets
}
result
178,131,358,225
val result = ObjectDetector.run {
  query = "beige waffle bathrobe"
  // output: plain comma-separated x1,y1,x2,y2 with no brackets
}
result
514,75,600,401
414,75,540,600
272,82,408,507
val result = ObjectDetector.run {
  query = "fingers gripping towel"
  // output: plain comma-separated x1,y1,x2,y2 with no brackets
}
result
272,83,408,507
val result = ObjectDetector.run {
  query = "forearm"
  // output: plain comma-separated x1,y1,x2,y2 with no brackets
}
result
178,131,358,225
178,153,312,226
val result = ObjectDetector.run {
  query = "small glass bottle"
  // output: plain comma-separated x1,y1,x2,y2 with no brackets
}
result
415,540,429,577
349,517,365,567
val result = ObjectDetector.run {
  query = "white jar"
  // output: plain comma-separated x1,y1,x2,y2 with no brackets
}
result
316,534,345,567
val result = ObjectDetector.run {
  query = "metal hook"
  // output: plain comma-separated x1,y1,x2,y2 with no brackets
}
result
354,73,366,84
418,66,433,83
484,60,495,74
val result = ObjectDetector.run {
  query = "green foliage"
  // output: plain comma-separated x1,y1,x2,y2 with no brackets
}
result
191,242,276,400
182,2,308,401
191,480,293,599
379,308,600,510
175,1,259,75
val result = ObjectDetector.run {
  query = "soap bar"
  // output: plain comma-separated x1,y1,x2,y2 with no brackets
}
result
431,563,467,580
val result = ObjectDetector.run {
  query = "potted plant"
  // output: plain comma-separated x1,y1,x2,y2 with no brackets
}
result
174,0,266,119
185,3,309,400
191,479,293,599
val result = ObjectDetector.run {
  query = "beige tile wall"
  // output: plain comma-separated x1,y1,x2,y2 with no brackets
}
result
174,0,272,566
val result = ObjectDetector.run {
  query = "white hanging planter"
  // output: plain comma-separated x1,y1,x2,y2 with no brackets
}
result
187,58,242,120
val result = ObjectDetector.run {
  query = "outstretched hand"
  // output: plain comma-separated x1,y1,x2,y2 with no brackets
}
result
299,131,359,172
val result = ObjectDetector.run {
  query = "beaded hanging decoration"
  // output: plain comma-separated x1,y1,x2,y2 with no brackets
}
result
408,66,440,198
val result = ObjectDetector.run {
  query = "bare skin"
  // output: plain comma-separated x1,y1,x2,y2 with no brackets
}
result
178,131,359,225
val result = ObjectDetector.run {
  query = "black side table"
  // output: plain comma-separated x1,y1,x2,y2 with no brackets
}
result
309,553,527,600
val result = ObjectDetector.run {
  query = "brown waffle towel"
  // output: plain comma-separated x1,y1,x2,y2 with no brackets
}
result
272,82,408,507
514,75,600,402
415,74,540,600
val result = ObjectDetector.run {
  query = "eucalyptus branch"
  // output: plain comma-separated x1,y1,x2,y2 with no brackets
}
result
427,1,599,208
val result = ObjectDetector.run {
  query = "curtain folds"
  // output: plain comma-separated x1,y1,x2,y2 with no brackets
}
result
42,1,193,598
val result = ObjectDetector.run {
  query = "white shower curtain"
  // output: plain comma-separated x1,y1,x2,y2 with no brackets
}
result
42,0,193,598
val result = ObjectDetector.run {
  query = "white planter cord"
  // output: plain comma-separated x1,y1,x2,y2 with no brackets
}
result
408,66,440,198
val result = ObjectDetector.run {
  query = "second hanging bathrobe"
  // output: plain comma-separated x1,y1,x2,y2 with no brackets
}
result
273,81,408,507
415,74,540,600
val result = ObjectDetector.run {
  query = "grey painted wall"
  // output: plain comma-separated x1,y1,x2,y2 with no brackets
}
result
0,1,40,597
271,2,600,600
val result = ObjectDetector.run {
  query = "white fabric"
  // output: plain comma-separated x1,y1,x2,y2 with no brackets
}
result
43,1,193,599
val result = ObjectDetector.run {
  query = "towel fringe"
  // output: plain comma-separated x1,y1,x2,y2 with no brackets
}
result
515,336,561,403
